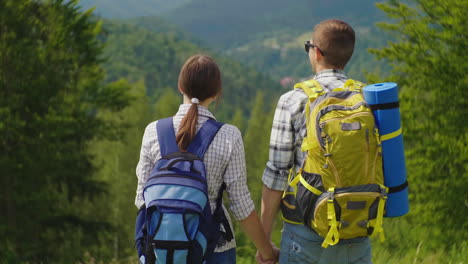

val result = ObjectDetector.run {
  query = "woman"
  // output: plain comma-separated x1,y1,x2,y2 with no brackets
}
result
135,54,277,263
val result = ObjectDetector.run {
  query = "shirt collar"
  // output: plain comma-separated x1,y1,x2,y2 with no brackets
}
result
175,104,217,120
313,69,347,80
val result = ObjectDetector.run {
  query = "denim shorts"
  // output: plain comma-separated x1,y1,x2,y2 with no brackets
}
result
279,222,372,264
205,248,236,264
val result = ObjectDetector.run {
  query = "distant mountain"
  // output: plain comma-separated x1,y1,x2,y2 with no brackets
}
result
162,0,385,48
224,26,391,82
101,19,281,121
78,0,191,18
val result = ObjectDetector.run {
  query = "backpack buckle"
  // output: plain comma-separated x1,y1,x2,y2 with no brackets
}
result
326,188,335,202
380,185,388,199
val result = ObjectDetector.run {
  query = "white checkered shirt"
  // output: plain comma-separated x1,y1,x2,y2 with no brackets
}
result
135,104,255,252
262,69,354,190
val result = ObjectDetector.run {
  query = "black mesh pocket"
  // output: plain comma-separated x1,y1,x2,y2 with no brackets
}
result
296,172,325,226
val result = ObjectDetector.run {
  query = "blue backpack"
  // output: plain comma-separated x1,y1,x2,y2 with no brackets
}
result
135,117,233,264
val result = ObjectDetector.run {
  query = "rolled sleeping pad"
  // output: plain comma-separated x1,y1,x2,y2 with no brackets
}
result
363,82,409,217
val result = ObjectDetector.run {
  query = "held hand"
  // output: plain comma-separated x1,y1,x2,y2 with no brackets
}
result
272,245,280,262
256,243,279,264
255,250,274,264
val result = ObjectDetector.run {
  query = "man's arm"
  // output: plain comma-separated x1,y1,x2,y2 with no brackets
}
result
259,92,298,234
260,185,283,239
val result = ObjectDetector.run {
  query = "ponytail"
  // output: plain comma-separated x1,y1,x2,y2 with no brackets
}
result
176,103,198,151
175,54,222,151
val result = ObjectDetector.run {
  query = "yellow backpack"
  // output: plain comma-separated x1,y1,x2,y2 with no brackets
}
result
281,79,388,248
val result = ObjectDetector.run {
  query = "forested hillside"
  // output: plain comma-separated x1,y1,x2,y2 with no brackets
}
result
101,19,281,121
224,27,390,82
81,0,389,83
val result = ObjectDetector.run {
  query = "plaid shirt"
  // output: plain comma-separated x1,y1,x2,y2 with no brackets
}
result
262,69,352,190
135,104,255,252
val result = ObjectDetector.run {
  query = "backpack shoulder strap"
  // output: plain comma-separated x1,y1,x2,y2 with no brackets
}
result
156,117,179,156
342,79,366,92
294,79,325,99
187,119,224,158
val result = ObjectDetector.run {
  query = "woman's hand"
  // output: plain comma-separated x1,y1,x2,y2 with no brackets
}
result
239,211,279,263
256,243,279,264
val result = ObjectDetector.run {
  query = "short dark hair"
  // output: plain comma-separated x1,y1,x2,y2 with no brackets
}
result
312,19,355,69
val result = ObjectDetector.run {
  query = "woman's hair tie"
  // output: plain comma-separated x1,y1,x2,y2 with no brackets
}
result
191,97,200,104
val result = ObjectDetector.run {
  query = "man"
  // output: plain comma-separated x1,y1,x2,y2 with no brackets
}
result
258,19,373,264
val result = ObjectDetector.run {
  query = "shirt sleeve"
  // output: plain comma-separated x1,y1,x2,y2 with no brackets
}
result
262,94,296,191
224,129,255,221
134,122,157,209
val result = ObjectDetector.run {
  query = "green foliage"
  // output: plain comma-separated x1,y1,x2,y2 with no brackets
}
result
244,92,274,201
87,79,151,261
231,92,275,260
368,0,468,260
229,109,246,133
0,0,130,262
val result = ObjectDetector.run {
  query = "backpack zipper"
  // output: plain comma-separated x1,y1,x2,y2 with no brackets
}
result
314,191,381,219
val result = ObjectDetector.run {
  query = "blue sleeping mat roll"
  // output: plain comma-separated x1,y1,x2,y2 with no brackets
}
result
363,83,409,217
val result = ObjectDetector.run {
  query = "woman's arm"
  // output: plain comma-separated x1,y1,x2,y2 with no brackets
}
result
239,210,275,261
135,122,157,208
222,126,276,261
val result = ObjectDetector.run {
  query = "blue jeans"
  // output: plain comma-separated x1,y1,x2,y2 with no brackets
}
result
279,222,372,264
205,248,236,264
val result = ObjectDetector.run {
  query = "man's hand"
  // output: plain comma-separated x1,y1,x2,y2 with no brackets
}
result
256,243,279,264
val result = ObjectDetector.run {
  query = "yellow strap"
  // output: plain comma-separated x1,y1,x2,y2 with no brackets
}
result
294,79,322,94
294,79,325,100
282,168,293,199
343,79,366,92
299,175,323,196
290,174,300,187
372,188,387,242
301,137,314,151
322,189,340,248
283,167,302,199
381,127,402,141
294,79,324,151
288,170,303,196
343,79,356,90
287,168,295,183
282,199,296,210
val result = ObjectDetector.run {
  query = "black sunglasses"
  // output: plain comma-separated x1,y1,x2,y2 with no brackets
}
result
305,41,324,56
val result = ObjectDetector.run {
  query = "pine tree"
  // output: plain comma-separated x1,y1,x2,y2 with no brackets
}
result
370,0,467,253
0,0,130,261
